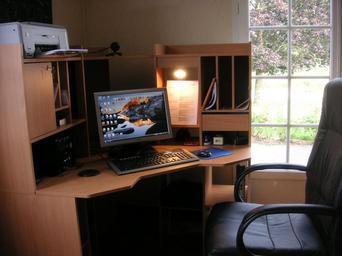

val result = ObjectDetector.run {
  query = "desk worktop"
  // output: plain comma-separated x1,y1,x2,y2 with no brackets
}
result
36,145,251,198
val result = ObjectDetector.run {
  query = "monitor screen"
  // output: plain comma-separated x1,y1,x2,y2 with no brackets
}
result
94,88,173,148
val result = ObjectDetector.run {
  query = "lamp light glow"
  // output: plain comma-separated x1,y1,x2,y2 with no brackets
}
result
173,69,187,79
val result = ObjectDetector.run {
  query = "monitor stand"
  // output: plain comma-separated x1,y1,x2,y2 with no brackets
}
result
108,142,156,160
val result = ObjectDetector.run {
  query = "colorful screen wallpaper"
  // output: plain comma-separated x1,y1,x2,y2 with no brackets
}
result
97,91,169,144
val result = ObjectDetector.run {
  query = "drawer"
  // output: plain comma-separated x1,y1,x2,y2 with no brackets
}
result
202,114,249,131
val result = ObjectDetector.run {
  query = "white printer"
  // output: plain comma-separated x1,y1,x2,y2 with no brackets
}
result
0,22,86,58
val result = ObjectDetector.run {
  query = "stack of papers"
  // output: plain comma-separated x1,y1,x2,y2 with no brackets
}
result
39,48,88,57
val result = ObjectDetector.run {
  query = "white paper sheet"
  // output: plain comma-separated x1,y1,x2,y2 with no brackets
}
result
166,80,199,126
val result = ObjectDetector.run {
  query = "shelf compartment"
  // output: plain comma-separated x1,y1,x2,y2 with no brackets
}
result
234,56,250,108
161,67,198,83
202,131,249,146
31,118,87,143
56,108,72,126
55,105,70,112
52,62,61,109
58,61,71,108
69,61,87,119
218,56,233,109
201,56,216,104
202,114,249,131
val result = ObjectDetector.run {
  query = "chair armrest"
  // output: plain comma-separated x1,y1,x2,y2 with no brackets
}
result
236,204,339,256
234,163,307,202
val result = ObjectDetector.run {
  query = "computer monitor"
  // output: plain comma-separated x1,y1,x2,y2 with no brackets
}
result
94,88,173,150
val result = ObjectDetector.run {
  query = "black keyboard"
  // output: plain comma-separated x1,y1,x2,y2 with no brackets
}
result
107,148,199,175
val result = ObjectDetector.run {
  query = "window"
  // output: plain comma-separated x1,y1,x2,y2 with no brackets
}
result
249,0,331,164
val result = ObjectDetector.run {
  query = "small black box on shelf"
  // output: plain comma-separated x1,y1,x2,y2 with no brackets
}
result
32,132,74,181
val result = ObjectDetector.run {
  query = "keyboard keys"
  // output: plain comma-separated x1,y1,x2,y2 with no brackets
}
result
107,148,199,175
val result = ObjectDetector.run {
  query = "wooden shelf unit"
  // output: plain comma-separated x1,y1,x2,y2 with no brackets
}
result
0,43,251,256
154,43,251,146
0,44,111,256
1,47,112,187
154,43,251,209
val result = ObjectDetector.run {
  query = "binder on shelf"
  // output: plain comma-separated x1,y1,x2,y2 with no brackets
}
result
202,78,217,110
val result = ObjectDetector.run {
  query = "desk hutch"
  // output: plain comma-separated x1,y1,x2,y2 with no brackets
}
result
0,43,251,256
154,43,251,206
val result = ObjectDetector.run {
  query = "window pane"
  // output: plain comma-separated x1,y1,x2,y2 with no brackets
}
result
252,79,288,124
292,0,330,26
290,79,326,125
291,29,330,76
251,30,288,76
289,127,317,165
252,127,287,163
249,0,288,26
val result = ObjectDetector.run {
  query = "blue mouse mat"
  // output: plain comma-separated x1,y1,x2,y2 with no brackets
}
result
192,147,233,160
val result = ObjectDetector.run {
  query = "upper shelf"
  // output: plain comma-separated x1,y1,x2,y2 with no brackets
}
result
30,118,87,143
23,53,154,63
154,43,251,56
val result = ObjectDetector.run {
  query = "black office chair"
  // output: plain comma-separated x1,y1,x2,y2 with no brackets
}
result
205,79,342,256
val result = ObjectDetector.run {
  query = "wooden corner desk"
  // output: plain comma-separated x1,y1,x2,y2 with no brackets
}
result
32,145,250,256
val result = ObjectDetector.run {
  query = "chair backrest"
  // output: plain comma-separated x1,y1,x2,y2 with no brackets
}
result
305,78,342,255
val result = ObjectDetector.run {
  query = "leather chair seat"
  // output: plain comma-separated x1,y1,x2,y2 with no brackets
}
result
205,202,326,256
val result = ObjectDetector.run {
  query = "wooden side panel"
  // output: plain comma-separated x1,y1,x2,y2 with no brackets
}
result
202,114,249,131
0,192,82,256
34,195,82,256
0,44,36,193
23,62,56,139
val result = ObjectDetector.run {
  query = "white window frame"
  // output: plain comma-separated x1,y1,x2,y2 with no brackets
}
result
249,0,332,163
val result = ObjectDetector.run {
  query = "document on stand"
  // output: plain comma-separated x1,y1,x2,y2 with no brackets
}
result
166,80,199,126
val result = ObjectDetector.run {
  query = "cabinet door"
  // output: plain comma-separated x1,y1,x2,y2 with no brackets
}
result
24,63,56,139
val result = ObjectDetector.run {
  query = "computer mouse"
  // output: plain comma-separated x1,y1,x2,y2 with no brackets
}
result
78,169,100,177
197,150,212,158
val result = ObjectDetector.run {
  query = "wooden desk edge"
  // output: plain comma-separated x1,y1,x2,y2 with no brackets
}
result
36,161,200,198
36,146,251,198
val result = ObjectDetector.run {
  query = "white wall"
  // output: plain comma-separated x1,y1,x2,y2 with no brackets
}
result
52,0,235,53
247,171,306,204
82,0,235,88
52,0,235,88
52,0,85,46
83,0,233,54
